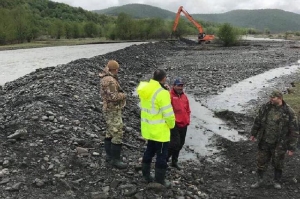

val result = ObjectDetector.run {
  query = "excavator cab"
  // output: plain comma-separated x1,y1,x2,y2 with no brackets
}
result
198,33,205,40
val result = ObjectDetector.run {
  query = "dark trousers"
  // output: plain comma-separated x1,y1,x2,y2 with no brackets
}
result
168,125,187,162
257,141,286,172
142,140,169,169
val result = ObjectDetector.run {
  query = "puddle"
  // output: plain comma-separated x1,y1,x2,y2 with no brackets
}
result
241,35,287,42
180,94,246,161
203,62,300,113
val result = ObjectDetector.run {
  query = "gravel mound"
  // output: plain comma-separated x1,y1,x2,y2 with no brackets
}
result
1,40,300,199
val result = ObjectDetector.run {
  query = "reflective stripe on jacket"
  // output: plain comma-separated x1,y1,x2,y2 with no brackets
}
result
137,79,175,142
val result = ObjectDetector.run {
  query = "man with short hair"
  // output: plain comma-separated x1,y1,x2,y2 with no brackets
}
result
137,69,175,187
167,78,191,170
99,60,127,169
250,89,299,189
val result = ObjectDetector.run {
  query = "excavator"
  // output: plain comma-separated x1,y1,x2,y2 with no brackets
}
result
172,6,215,44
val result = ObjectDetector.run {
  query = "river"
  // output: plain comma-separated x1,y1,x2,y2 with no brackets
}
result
0,42,146,86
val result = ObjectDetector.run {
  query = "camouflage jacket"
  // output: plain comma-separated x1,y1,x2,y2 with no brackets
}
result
99,69,126,111
250,101,299,151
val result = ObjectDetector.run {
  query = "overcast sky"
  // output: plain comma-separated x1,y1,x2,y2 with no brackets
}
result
52,0,300,14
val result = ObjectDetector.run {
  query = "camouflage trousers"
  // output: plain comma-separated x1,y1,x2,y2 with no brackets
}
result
104,109,124,144
256,141,286,171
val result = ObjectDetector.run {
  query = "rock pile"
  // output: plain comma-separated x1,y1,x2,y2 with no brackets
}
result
1,40,300,199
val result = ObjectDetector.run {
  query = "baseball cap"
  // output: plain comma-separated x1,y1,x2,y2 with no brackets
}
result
269,89,283,98
173,78,184,85
106,60,119,70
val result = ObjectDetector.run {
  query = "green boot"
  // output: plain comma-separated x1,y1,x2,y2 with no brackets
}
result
142,163,154,183
111,143,127,170
104,138,112,163
155,168,171,188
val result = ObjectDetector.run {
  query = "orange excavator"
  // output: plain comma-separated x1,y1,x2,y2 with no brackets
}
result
172,6,215,44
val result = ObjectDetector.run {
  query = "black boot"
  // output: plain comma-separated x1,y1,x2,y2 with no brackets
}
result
171,150,181,170
104,138,112,163
251,170,264,188
155,168,171,188
111,143,127,169
142,163,154,183
171,160,182,170
274,169,282,189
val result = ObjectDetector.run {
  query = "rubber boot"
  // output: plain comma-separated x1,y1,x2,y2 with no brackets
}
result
142,163,154,183
111,143,127,169
171,150,181,170
171,160,182,170
274,169,282,189
155,168,171,188
251,170,264,188
104,138,112,163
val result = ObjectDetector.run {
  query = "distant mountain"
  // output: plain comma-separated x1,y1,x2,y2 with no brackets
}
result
93,4,300,33
93,4,176,20
193,9,300,33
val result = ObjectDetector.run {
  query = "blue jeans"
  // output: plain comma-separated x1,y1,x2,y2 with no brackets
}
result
142,140,169,169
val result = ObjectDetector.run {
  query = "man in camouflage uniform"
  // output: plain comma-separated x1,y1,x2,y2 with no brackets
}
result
250,89,299,189
99,60,127,169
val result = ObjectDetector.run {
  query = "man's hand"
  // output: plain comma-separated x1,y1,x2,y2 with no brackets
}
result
250,136,256,142
287,150,294,156
164,84,170,90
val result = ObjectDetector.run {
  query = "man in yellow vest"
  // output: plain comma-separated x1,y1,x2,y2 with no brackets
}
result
137,69,175,187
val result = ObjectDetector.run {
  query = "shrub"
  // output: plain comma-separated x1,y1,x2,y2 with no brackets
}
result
217,23,239,46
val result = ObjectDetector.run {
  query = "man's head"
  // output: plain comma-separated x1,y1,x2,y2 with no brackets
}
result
107,60,119,74
173,78,184,94
153,69,167,84
269,89,283,106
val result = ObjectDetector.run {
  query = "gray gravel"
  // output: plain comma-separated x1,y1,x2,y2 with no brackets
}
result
0,40,300,199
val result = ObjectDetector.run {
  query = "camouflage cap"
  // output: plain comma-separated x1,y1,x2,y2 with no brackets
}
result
269,89,283,98
107,60,119,70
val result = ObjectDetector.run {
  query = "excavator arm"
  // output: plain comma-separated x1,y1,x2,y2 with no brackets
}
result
172,6,214,43
173,6,204,34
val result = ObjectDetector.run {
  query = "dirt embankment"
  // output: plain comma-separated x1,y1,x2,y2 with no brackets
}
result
0,40,300,199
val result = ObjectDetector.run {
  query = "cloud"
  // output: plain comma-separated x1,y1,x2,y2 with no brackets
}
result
52,0,300,14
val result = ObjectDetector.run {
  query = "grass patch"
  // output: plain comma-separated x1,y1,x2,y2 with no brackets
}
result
283,82,300,118
0,38,126,51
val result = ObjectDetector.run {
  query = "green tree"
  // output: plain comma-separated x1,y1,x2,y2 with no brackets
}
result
49,19,64,39
84,22,98,37
11,6,33,43
72,22,80,38
172,18,189,38
217,23,239,46
65,22,72,39
115,13,135,40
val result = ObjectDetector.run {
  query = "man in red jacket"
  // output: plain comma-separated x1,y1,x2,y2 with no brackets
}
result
167,78,191,170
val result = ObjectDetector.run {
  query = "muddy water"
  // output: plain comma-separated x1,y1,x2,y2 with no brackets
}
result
0,42,145,85
180,94,246,160
204,61,300,113
181,61,300,160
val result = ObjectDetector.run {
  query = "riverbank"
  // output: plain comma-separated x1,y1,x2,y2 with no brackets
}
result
0,38,153,51
0,39,300,199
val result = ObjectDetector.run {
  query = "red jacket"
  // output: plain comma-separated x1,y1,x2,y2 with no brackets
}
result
170,89,191,128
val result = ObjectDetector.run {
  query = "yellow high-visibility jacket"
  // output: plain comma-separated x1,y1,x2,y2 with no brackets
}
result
137,79,175,142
